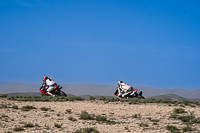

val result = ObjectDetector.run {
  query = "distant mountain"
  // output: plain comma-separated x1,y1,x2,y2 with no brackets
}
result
5,92,40,97
3,92,77,98
61,83,115,96
0,82,40,93
135,85,200,99
149,94,200,102
0,82,200,99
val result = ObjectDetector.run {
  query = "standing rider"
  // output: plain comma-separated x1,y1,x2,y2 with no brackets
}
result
40,76,58,97
117,81,135,98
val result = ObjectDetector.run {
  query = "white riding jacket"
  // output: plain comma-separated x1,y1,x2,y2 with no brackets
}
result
118,83,131,92
45,78,56,87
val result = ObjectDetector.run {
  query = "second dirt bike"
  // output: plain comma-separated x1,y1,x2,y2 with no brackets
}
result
114,88,145,99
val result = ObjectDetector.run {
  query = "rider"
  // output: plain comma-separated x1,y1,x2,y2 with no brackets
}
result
117,81,135,98
40,76,58,97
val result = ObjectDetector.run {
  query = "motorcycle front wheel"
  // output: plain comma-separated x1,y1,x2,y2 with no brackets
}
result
59,91,67,97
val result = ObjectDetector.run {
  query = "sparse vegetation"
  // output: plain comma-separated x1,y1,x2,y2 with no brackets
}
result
177,115,195,122
66,109,72,114
153,122,157,125
132,114,140,118
12,105,18,109
124,125,130,132
137,122,148,127
40,107,49,111
106,97,119,102
68,116,77,121
194,101,200,105
191,117,200,123
5,95,83,102
80,111,95,120
180,104,185,107
99,96,106,101
1,104,8,108
24,123,34,127
54,123,62,128
0,94,7,98
45,124,50,130
170,114,179,118
96,115,107,121
181,117,190,122
147,117,159,123
103,120,121,125
15,95,25,98
75,127,100,133
169,113,200,124
4,94,200,108
166,125,178,132
182,125,192,132
1,114,9,117
7,96,16,100
13,126,24,131
21,105,36,111
121,98,129,102
90,96,96,101
79,111,120,125
183,100,189,105
173,108,186,114
189,104,196,107
147,117,152,120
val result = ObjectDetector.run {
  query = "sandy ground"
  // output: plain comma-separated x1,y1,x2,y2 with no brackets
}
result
0,99,200,133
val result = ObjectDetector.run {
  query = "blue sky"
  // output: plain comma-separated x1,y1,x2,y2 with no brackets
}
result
0,0,200,90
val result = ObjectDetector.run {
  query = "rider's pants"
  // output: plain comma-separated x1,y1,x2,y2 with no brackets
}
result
118,87,133,97
46,86,55,96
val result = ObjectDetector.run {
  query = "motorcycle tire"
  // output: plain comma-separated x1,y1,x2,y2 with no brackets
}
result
59,91,67,97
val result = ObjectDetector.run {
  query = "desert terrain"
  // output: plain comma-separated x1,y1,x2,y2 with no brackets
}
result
0,98,200,133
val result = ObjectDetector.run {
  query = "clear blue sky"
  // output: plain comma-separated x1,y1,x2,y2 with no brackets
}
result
0,0,200,90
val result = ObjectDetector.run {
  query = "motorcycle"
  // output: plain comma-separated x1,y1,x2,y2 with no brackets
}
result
39,84,67,97
114,88,145,99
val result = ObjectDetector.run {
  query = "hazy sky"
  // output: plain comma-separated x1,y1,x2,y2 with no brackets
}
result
0,0,200,90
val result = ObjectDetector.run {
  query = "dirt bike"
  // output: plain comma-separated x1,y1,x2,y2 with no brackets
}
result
39,84,67,97
114,88,145,99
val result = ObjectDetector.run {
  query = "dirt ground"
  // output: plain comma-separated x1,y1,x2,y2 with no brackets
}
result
0,99,200,133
